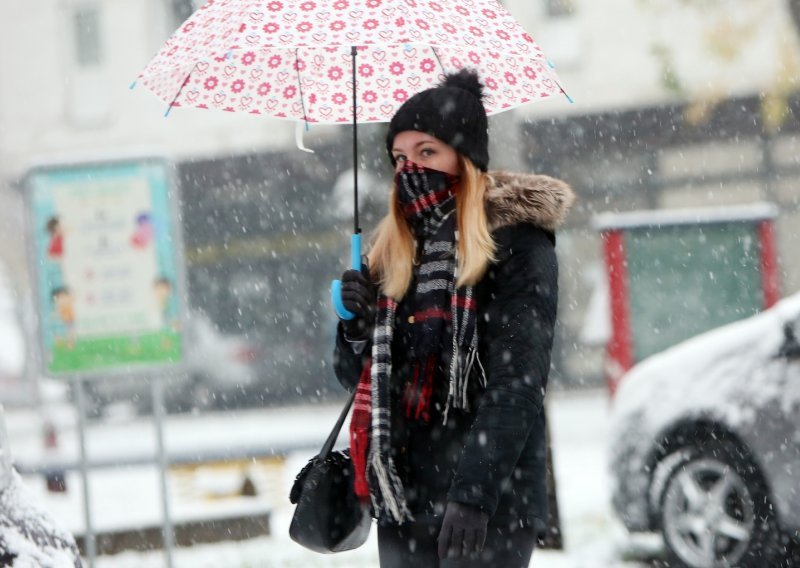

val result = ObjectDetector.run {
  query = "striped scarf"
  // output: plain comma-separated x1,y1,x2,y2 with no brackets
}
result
350,162,486,524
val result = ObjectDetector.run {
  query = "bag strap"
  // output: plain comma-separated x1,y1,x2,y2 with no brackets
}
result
318,389,356,459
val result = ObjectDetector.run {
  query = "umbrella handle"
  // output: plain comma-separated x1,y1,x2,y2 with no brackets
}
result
331,233,362,320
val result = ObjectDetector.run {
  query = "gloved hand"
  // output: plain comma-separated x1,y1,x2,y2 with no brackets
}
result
340,267,376,340
437,501,490,560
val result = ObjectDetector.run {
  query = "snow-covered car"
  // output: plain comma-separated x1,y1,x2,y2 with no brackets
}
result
609,292,800,568
0,406,82,567
83,309,262,415
180,309,262,408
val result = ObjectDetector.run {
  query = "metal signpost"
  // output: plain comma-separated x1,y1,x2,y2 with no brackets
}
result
25,156,185,568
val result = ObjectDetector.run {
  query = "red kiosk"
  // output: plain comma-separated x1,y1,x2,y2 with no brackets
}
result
595,203,780,395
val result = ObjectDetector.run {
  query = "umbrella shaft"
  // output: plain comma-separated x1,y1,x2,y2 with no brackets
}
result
351,46,359,236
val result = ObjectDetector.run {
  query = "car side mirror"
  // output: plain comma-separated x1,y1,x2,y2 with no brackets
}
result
777,322,800,360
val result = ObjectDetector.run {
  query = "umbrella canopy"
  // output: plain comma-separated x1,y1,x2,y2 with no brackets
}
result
137,0,568,122
136,0,570,320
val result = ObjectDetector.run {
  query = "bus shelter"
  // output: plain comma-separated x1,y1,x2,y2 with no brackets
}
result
594,203,780,394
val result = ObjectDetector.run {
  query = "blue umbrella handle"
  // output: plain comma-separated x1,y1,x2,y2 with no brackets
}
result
331,233,362,320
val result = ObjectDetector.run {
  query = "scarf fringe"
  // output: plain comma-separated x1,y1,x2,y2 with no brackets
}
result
368,450,414,524
443,341,487,423
442,236,484,423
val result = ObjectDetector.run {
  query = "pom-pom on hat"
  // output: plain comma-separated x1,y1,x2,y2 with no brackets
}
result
386,69,489,171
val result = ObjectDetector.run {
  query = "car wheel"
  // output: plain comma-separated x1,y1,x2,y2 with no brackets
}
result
659,441,779,568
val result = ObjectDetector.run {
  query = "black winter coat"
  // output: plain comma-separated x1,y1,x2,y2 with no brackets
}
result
333,171,574,533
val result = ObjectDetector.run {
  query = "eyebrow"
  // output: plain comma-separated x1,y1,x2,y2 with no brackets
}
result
392,140,437,153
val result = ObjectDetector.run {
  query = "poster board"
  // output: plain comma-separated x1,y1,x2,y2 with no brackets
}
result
26,157,184,377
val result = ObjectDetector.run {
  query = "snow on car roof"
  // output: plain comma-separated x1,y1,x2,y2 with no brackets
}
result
611,291,800,432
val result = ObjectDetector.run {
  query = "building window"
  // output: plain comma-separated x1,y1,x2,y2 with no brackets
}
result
546,0,574,18
74,7,102,67
538,0,580,69
68,5,110,125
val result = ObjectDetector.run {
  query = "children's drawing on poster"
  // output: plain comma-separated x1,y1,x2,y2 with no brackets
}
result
131,212,155,249
50,286,76,348
28,160,183,375
45,216,65,260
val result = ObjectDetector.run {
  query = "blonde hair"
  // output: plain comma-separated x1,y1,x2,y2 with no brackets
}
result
367,156,496,299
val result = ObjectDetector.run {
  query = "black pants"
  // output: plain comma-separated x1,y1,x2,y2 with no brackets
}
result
377,520,536,568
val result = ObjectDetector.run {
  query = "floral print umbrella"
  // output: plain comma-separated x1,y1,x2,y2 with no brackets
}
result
136,0,569,319
137,0,569,123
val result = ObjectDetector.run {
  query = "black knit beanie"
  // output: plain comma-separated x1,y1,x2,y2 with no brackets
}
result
386,69,489,172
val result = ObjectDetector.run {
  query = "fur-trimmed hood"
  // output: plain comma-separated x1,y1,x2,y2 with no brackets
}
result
485,171,575,233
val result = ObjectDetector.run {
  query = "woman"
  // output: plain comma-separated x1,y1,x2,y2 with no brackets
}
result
333,69,574,567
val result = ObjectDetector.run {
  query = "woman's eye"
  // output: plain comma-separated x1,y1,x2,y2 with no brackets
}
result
394,154,406,162
420,148,434,157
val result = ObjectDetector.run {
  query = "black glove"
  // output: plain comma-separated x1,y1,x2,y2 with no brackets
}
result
437,501,490,560
340,267,376,340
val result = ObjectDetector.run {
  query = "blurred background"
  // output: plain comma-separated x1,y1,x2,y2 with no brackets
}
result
2,0,799,407
0,0,798,566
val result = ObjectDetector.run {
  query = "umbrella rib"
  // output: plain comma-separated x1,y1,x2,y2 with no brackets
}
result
430,46,446,77
294,48,310,127
164,63,197,117
542,61,574,103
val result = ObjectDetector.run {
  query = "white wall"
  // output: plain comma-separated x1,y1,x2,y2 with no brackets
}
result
504,0,795,119
482,0,796,169
0,0,795,181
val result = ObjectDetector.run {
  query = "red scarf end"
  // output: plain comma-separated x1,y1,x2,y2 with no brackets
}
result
350,361,372,500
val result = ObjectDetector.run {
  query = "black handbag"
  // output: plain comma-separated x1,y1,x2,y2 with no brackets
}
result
288,390,372,553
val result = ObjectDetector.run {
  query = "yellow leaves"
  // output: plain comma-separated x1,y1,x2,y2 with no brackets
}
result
644,0,800,131
761,34,800,132
705,18,756,61
684,92,723,126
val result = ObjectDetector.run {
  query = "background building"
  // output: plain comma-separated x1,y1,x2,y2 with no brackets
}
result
0,0,798,399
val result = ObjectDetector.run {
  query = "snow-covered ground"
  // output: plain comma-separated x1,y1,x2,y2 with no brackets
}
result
5,388,663,567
